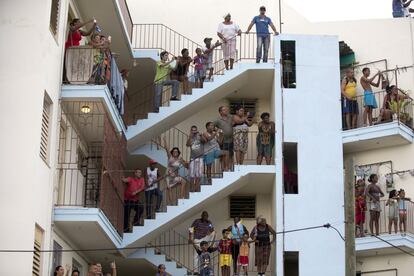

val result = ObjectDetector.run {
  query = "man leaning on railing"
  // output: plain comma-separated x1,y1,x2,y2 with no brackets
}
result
245,6,279,64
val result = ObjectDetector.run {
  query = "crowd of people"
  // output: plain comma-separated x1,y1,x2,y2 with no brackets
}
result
341,68,409,130
153,6,279,112
355,174,411,237
54,261,116,276
188,212,276,276
122,107,275,232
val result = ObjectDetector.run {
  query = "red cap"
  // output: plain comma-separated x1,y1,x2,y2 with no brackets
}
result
149,159,158,165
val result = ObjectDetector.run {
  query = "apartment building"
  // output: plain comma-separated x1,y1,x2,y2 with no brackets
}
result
0,0,413,275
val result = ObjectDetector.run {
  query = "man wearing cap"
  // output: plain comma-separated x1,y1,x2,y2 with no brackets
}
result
145,159,162,219
202,37,221,81
246,6,279,63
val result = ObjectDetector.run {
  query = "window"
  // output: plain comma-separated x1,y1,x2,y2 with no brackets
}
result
32,225,44,276
284,143,298,194
49,0,61,36
281,41,296,88
40,93,53,163
229,99,257,118
51,241,62,276
229,196,256,218
284,251,299,276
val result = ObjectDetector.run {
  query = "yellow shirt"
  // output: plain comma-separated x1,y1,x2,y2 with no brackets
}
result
344,80,357,99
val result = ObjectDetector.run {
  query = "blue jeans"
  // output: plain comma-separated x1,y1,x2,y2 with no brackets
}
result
256,35,271,63
145,188,163,219
154,80,179,112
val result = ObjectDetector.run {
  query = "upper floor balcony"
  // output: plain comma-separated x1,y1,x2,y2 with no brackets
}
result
356,199,414,255
342,60,414,153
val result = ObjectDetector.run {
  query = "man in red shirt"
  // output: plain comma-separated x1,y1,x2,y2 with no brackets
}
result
122,168,145,232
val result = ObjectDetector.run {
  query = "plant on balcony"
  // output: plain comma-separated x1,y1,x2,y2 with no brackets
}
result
389,99,411,124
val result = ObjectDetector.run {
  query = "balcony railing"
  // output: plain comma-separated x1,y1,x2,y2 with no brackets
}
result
358,199,414,236
126,32,275,123
55,109,127,236
342,90,414,130
64,46,126,116
148,228,275,275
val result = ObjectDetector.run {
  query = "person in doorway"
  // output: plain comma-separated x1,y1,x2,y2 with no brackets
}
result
398,189,411,235
250,216,276,276
156,264,167,276
229,216,249,274
153,51,179,112
122,168,145,232
341,68,359,129
246,6,279,63
202,122,223,183
145,160,163,219
171,48,193,95
65,18,97,49
186,125,204,192
214,106,234,171
256,112,275,165
202,38,222,81
217,13,241,70
194,48,206,88
365,174,385,236
189,211,216,271
232,106,253,165
218,229,234,276
360,68,381,126
355,180,366,237
386,189,399,234
164,139,188,202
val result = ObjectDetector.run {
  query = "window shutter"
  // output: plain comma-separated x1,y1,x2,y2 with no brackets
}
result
49,0,60,36
32,226,43,276
40,94,52,163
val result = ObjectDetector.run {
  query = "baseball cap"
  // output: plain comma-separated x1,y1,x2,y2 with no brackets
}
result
149,159,157,165
204,37,213,43
260,6,266,10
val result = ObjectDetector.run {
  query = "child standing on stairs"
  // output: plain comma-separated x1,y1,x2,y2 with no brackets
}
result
237,233,253,276
194,48,206,89
219,229,234,276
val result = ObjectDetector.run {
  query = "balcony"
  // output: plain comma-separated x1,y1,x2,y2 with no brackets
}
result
342,90,414,153
62,46,126,132
356,200,414,255
53,107,127,250
74,0,133,66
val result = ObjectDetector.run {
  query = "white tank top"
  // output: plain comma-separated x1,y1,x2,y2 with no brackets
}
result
146,167,158,190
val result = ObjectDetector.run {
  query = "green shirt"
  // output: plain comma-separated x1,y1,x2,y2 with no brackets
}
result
154,61,171,84
214,115,233,143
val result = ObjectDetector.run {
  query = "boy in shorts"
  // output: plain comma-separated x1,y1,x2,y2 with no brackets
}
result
202,38,222,81
218,229,233,276
193,240,217,276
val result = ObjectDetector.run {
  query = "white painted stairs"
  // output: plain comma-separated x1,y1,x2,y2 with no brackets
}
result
122,165,275,249
126,63,274,151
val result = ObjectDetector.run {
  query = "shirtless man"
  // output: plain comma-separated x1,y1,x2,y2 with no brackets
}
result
365,174,384,236
360,68,381,126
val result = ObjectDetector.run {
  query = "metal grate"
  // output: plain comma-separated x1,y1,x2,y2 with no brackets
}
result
32,226,43,276
40,93,52,163
229,196,256,218
228,99,257,118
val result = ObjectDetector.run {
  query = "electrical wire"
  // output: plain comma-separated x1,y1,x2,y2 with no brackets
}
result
372,235,414,258
0,223,341,254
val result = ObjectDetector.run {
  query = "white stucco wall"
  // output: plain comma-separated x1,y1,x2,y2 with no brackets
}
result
274,34,345,276
357,253,412,276
0,0,71,275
